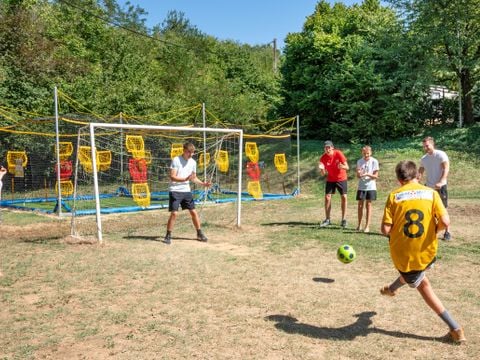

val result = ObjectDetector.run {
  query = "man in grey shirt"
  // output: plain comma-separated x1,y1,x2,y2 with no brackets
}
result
419,136,451,241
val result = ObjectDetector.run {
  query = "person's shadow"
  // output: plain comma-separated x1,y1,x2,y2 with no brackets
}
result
265,311,448,342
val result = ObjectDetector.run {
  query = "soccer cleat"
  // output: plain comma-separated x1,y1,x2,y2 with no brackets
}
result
163,233,171,245
197,232,208,242
341,219,347,228
448,327,466,344
380,285,397,297
443,231,452,241
320,219,331,227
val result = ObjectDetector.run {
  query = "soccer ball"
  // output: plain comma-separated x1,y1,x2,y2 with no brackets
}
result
337,244,356,264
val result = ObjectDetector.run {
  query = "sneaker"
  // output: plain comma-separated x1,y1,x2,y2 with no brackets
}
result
319,219,331,227
197,231,208,242
163,233,171,245
443,231,452,241
341,219,347,228
380,285,397,297
448,327,466,344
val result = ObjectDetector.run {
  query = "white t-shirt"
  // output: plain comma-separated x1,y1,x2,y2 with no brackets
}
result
356,157,379,191
169,155,196,192
420,149,449,188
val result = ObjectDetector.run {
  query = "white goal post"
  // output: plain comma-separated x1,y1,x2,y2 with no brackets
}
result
86,122,244,243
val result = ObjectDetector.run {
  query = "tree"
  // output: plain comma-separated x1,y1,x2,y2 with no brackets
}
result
280,0,425,141
389,0,480,125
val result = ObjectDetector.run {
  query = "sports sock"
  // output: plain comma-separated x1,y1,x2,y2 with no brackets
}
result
389,277,405,292
439,310,460,330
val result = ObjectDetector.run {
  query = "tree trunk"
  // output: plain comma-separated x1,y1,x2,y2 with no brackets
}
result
461,68,475,125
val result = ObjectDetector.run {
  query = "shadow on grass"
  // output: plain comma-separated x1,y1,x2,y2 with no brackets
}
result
265,311,447,342
312,277,335,283
123,235,162,241
123,235,202,243
261,222,387,238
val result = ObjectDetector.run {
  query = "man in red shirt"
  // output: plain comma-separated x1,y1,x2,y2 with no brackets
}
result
318,140,349,228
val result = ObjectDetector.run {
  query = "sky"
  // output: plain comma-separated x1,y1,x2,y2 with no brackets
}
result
118,1,361,50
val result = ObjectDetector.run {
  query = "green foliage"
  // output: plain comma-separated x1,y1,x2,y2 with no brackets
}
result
281,0,433,142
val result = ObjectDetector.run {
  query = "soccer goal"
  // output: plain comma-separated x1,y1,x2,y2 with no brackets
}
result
71,123,244,243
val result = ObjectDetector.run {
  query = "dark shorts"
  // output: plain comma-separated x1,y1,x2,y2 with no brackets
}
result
437,185,448,208
325,181,348,195
169,191,195,211
356,190,377,201
399,257,436,288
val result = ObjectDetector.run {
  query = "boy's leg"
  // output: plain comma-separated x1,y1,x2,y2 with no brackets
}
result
324,193,332,220
357,200,364,230
417,277,465,342
364,200,372,232
189,209,201,230
340,194,347,226
416,276,445,314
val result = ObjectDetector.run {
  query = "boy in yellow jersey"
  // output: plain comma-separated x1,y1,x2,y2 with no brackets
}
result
380,161,465,344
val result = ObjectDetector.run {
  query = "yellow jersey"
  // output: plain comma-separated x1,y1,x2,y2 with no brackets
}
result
382,182,447,272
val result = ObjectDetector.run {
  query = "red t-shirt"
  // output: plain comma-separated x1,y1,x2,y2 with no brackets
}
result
320,149,348,182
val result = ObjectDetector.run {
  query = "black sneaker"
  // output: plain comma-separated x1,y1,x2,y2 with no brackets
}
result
197,232,208,242
341,219,347,228
443,231,451,241
163,233,172,245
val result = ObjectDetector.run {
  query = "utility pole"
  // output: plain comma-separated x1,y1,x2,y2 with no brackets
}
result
272,38,277,73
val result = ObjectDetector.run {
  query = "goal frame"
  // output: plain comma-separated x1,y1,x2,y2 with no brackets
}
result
86,122,244,243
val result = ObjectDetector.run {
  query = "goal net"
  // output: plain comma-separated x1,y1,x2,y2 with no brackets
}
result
70,123,244,242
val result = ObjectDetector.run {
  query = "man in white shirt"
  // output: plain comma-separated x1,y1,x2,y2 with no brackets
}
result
164,142,211,245
418,136,451,241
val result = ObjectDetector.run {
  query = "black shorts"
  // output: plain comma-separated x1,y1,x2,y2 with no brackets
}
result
356,190,377,201
169,191,195,211
399,257,436,288
437,185,448,208
325,181,348,195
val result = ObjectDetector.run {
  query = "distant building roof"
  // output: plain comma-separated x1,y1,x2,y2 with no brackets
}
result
430,85,458,100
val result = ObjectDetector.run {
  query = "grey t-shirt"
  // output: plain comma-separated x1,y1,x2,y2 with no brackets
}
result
356,157,379,191
169,155,196,192
420,149,449,187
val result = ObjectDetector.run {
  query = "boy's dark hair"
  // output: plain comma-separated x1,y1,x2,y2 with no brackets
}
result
395,160,417,181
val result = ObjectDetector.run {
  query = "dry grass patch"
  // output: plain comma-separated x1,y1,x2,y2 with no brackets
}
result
0,198,479,359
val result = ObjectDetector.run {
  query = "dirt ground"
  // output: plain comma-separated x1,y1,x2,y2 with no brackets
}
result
0,197,479,359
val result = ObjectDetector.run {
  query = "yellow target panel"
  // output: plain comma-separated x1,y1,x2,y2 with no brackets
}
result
215,150,229,173
132,182,151,208
97,150,112,171
274,153,288,174
247,180,263,199
6,151,28,175
245,142,259,163
55,142,73,160
55,180,74,196
126,135,145,152
170,143,183,159
198,152,211,168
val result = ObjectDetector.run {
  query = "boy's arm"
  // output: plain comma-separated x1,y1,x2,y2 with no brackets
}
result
381,223,392,236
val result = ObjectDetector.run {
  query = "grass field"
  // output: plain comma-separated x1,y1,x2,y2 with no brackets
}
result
1,132,479,359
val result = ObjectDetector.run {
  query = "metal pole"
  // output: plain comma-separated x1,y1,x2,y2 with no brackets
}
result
273,38,277,73
54,86,62,216
120,112,124,178
296,115,300,194
237,130,243,227
202,103,207,180
90,124,103,244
